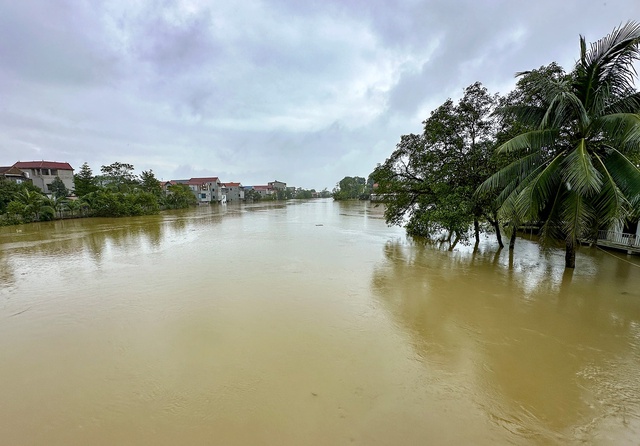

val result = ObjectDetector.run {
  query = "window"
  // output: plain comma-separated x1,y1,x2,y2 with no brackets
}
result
200,193,207,199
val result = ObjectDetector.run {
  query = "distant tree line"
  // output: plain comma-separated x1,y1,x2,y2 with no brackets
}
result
1,160,335,225
0,162,197,225
332,176,374,200
248,187,332,201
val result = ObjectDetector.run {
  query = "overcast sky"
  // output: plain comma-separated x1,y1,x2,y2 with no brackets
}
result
1,1,638,189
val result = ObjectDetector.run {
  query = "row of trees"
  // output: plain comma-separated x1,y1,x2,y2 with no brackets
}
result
246,188,332,201
1,160,334,225
1,162,197,225
332,176,374,200
371,22,640,269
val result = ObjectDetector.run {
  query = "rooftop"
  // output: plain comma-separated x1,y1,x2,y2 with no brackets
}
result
13,161,74,170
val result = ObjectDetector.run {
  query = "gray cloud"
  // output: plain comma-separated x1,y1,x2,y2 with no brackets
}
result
0,0,638,189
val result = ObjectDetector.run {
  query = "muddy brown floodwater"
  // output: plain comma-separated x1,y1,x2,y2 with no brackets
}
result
1,199,640,445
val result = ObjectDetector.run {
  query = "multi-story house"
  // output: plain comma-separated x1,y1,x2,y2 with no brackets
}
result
268,180,286,190
178,177,223,204
0,166,31,184
13,161,74,194
222,182,244,202
252,185,274,198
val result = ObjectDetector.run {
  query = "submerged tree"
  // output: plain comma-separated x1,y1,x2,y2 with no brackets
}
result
332,176,369,200
478,21,640,268
372,82,501,249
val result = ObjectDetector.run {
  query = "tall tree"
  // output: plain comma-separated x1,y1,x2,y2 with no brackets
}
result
372,83,501,249
140,170,163,197
332,176,369,200
99,162,138,192
478,22,640,268
73,162,97,197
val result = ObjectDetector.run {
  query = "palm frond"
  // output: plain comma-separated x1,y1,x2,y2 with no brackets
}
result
541,90,589,130
603,148,640,199
562,139,603,196
496,129,558,154
592,152,628,228
538,184,567,242
595,113,640,149
560,190,597,242
476,151,541,197
494,104,545,127
604,91,640,114
508,152,564,221
575,21,640,111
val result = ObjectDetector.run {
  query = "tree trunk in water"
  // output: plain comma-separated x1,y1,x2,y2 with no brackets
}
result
449,233,460,251
509,224,517,250
565,240,576,269
493,221,504,249
474,219,480,245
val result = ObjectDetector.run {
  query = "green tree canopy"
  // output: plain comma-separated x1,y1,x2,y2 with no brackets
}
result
478,21,640,268
49,176,69,199
371,82,502,249
140,170,163,197
73,162,98,197
98,162,139,192
332,176,369,200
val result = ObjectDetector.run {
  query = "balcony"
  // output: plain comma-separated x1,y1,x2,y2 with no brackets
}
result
596,230,640,254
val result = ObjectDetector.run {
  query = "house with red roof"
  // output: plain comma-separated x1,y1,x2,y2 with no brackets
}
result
13,161,74,194
251,185,274,198
222,182,244,202
0,166,31,185
169,177,224,204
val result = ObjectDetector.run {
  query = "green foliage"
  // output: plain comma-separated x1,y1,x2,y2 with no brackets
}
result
1,161,194,224
295,189,313,199
82,189,159,217
73,162,98,197
6,200,26,217
0,179,21,214
319,188,332,198
332,176,370,200
7,189,46,222
372,82,501,246
49,176,69,199
244,189,262,201
98,162,139,192
164,184,197,209
140,170,163,197
478,21,640,268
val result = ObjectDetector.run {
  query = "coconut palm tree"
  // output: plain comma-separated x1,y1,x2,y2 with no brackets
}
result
14,189,45,222
478,21,640,268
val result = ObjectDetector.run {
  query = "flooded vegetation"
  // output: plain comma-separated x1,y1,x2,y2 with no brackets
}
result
1,200,640,445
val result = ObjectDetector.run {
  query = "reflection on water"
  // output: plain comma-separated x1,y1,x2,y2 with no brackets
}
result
1,200,640,445
372,239,640,443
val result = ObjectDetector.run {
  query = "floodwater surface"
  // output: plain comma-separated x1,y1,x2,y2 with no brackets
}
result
1,200,640,445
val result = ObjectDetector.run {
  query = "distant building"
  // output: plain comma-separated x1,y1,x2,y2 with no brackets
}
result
13,161,74,194
0,166,31,184
252,185,274,198
167,177,223,204
222,182,244,202
268,180,286,190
